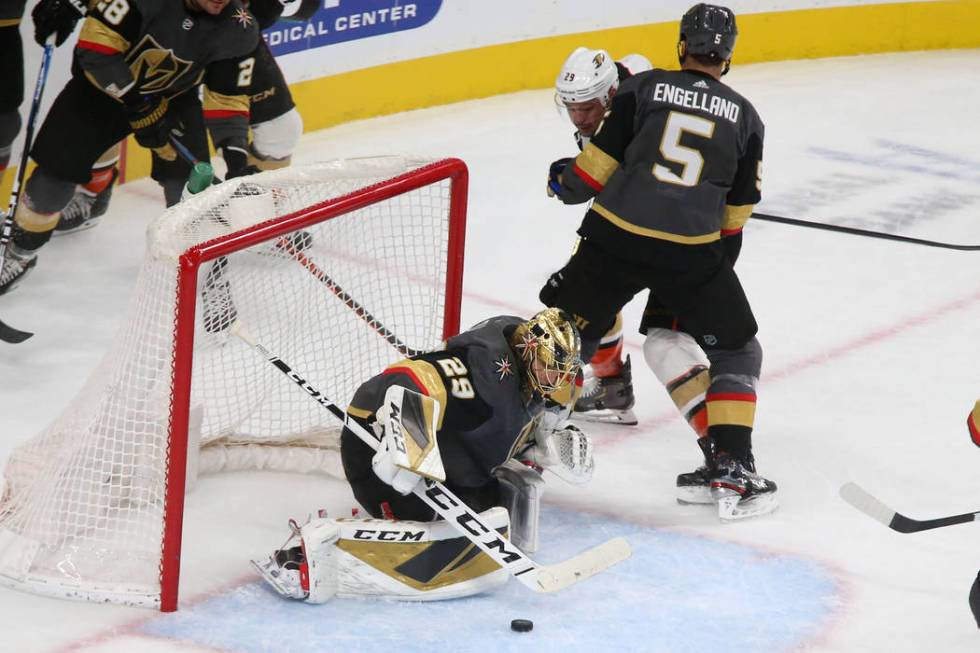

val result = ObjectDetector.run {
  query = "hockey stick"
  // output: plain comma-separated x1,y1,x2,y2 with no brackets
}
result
279,240,424,357
839,482,980,533
231,321,632,592
752,212,980,251
0,41,56,343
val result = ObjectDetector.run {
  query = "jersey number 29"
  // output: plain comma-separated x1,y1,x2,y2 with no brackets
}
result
436,357,475,399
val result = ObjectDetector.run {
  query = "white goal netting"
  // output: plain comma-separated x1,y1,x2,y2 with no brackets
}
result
0,157,467,609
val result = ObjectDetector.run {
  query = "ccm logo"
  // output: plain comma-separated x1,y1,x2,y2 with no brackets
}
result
352,529,425,542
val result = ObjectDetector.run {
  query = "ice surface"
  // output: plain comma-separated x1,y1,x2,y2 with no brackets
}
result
1,49,979,652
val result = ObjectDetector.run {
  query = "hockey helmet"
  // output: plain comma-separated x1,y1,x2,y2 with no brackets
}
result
679,4,738,62
555,47,620,109
511,308,582,402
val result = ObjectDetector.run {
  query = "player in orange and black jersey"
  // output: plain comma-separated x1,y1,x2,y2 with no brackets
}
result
0,0,259,296
543,4,775,521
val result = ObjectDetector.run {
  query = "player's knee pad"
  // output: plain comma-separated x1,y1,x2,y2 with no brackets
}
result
704,335,763,381
494,459,545,553
255,508,511,603
643,328,709,386
249,107,303,166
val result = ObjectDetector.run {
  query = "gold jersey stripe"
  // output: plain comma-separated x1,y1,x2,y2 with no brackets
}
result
723,204,754,232
203,87,250,114
592,202,722,244
383,359,448,430
79,16,130,53
0,19,21,27
575,142,619,187
707,398,756,428
669,369,711,411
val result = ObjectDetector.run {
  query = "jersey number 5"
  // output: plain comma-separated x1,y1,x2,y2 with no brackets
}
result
436,357,475,399
653,111,715,187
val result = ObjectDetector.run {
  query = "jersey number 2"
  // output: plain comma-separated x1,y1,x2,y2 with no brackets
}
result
653,111,715,187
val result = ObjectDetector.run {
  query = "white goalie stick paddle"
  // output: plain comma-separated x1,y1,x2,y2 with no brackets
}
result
231,321,632,592
840,482,980,533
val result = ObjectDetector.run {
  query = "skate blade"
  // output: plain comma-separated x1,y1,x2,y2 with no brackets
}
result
676,486,713,505
52,219,101,236
716,493,778,521
570,408,638,426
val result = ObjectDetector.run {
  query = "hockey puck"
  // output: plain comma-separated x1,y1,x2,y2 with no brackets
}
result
510,619,533,633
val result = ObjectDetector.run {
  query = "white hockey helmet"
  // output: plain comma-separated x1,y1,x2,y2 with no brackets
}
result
618,53,653,76
554,47,619,109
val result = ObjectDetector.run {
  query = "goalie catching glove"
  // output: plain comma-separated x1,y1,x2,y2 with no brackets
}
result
371,386,445,495
521,422,594,484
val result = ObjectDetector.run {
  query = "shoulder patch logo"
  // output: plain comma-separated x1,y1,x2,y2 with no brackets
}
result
693,79,709,89
233,7,253,28
493,355,514,381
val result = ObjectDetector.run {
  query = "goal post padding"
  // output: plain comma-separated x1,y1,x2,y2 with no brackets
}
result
0,157,468,611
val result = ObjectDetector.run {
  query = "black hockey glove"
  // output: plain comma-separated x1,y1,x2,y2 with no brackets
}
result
547,157,572,198
538,266,565,307
32,0,86,47
126,97,178,159
223,147,260,179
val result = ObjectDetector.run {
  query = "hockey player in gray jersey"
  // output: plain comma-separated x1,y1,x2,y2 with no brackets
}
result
252,309,598,603
544,4,776,521
0,0,258,295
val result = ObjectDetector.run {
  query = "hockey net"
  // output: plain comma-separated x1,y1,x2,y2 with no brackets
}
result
0,157,467,610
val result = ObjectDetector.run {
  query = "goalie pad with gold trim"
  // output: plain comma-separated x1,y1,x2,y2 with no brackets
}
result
251,508,512,603
371,386,445,495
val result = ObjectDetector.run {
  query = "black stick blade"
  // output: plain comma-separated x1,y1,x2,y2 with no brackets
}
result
0,317,33,343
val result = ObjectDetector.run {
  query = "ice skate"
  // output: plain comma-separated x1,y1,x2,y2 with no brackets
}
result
709,454,778,521
54,170,117,236
0,247,38,296
676,436,715,504
572,355,637,425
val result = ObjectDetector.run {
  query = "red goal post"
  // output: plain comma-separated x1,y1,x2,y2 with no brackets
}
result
0,157,468,611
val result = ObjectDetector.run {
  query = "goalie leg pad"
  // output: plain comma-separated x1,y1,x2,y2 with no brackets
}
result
259,508,513,602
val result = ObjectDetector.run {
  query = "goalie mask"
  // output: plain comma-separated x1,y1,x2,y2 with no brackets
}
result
554,47,619,110
511,308,582,404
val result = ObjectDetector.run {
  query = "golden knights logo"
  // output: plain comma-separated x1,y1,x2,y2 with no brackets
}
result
125,35,194,94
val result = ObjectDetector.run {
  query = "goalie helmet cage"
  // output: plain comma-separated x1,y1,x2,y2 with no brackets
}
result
0,157,468,611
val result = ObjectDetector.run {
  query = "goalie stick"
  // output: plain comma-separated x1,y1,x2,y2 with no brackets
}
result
231,321,632,592
839,482,980,533
0,41,56,343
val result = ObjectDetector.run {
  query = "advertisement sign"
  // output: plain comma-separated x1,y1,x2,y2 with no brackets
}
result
264,0,443,56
